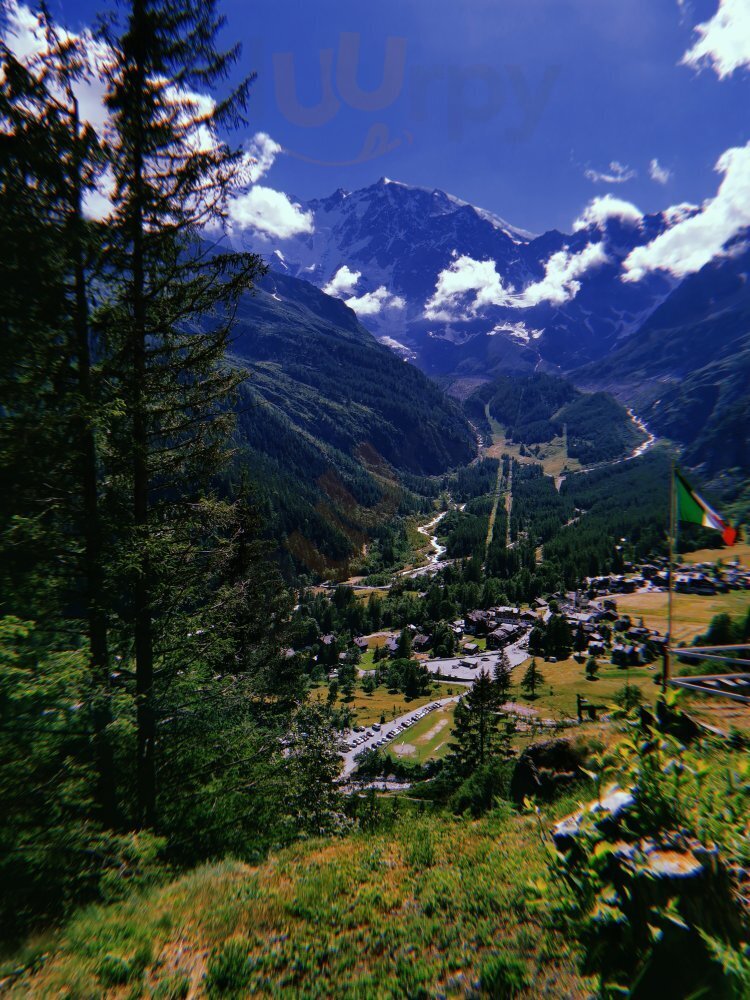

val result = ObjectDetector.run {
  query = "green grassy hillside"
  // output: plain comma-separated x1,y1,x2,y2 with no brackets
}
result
4,804,590,999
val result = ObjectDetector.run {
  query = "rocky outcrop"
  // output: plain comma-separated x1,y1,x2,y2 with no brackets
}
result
552,785,749,999
509,738,584,804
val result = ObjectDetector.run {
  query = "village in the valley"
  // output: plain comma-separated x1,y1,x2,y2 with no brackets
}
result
297,546,750,773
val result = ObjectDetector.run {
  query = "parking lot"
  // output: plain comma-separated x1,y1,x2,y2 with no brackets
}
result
423,633,530,682
339,696,460,778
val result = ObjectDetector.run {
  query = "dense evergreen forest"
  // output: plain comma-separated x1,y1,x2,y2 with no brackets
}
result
0,0,355,933
220,271,476,578
467,372,643,464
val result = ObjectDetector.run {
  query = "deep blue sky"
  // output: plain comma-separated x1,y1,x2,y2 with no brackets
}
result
47,0,747,233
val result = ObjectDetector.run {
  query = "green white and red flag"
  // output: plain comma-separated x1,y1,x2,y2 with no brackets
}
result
674,470,737,546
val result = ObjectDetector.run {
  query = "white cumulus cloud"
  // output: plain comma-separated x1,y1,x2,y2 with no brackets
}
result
3,1,111,132
323,265,362,297
345,287,406,316
4,0,46,59
584,161,637,184
662,202,700,226
5,0,276,229
3,3,307,237
425,243,607,320
244,132,282,183
515,243,609,307
229,186,314,239
573,194,644,231
649,159,673,184
424,255,514,321
682,0,750,78
623,141,750,282
228,131,317,238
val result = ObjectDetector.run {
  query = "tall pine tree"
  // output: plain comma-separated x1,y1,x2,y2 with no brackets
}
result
99,0,266,827
449,669,503,776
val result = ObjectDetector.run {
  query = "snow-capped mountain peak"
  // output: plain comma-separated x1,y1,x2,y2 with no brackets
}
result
240,177,677,378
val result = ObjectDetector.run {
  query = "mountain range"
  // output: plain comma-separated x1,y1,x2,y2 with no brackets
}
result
237,178,749,482
241,177,680,379
579,237,750,479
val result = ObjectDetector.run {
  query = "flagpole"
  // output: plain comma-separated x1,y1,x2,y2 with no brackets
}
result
664,460,676,692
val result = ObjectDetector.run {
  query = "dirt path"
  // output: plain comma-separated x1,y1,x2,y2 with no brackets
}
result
421,717,449,742
505,462,513,548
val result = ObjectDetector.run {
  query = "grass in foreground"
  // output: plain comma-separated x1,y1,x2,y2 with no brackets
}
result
6,807,591,999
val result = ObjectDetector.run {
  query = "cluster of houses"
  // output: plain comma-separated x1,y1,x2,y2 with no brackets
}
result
329,554,747,675
464,606,535,650
350,605,533,663
585,558,750,598
563,600,667,667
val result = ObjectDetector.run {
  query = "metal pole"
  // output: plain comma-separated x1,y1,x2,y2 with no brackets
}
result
664,461,676,692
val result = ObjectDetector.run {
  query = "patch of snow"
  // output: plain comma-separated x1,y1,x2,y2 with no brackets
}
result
489,321,544,343
379,335,417,360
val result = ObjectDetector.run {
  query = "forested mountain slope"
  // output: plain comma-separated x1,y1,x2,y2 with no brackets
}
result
230,270,474,476
466,373,644,465
225,271,476,575
577,238,750,478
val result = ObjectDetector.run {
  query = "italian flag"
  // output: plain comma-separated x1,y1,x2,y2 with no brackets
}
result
675,470,737,545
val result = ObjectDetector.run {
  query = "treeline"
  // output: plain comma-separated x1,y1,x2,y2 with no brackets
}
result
228,390,428,582
477,373,576,444
558,392,641,465
442,508,491,558
0,1,342,935
296,539,557,654
228,278,476,478
443,457,500,502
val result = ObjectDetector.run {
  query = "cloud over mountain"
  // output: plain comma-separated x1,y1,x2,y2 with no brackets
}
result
345,287,406,316
682,0,750,78
514,243,609,307
229,186,314,239
573,195,644,231
623,141,750,281
424,241,609,321
424,255,514,320
322,265,362,297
